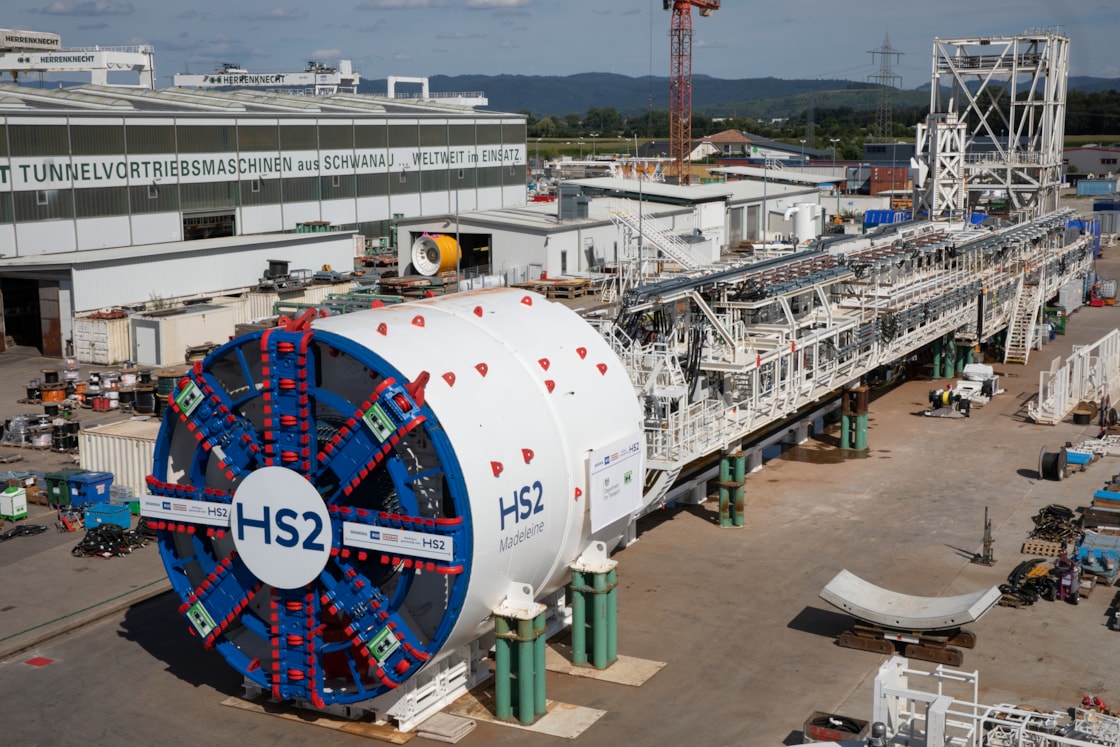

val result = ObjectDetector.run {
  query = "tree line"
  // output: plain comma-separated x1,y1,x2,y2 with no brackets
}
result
523,89,1120,155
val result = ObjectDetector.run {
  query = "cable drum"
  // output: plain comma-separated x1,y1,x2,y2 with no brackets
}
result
145,289,644,708
1038,446,1068,481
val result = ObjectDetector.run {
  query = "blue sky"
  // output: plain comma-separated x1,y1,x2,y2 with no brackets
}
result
10,0,1119,88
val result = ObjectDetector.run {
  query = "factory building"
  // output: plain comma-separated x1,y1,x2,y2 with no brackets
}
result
0,83,526,356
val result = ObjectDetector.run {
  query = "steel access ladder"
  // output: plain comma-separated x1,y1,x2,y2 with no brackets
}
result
1003,268,1045,365
611,210,709,271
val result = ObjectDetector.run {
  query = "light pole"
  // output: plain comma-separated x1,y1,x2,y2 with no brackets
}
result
591,133,598,158
535,137,541,169
579,138,584,160
799,139,806,165
829,138,840,221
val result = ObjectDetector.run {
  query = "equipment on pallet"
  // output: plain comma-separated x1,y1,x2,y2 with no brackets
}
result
819,569,1001,667
143,289,644,720
971,506,996,566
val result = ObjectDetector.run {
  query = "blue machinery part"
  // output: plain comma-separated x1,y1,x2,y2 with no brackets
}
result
145,289,644,708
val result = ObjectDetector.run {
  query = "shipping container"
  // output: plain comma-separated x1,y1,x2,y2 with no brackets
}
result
73,314,132,365
247,282,359,319
1077,179,1118,197
79,420,160,498
130,304,236,366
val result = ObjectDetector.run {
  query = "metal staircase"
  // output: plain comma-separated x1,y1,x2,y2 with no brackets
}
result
611,210,708,271
1003,268,1045,365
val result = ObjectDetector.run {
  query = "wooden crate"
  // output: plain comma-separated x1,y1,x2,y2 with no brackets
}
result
1021,539,1064,556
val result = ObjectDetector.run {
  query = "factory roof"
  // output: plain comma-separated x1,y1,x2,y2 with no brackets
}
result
0,83,501,116
0,231,352,270
709,165,840,187
564,176,818,204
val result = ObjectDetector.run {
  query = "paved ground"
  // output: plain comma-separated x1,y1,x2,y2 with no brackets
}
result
1,220,1118,746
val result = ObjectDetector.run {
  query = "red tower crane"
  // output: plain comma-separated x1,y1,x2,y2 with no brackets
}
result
666,0,720,186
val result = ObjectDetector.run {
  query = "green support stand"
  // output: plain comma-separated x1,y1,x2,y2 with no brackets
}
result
841,386,870,451
717,452,746,528
493,597,548,725
932,337,942,380
570,547,619,671
941,336,956,380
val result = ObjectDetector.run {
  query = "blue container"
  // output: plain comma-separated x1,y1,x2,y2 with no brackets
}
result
1077,179,1118,197
68,470,114,506
84,502,130,529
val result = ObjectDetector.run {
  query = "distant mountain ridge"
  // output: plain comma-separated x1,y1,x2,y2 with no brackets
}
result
361,73,1120,118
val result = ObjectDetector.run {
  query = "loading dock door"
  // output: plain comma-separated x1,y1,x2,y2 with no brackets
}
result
39,283,62,357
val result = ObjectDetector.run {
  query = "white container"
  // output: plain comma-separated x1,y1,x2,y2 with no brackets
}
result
74,314,132,365
79,420,160,498
130,304,236,366
1,486,27,519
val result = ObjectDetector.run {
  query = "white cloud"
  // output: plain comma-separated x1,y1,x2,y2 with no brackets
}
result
436,31,486,40
466,0,532,7
240,8,309,21
357,0,451,8
310,48,342,59
40,0,134,15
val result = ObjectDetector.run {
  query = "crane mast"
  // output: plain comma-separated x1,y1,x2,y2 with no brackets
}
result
666,0,720,186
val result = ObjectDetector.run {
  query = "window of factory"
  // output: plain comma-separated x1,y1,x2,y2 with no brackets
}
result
13,189,73,221
1102,158,1118,166
74,187,130,218
477,124,501,145
503,163,527,186
129,184,180,213
238,125,279,152
502,123,526,145
177,125,235,153
0,193,12,223
420,125,448,148
125,125,175,155
454,167,476,188
393,169,420,194
321,174,355,199
180,181,238,210
449,125,475,146
183,212,235,241
239,178,280,206
421,169,449,192
355,125,387,149
477,167,503,188
356,172,388,197
318,125,354,150
388,125,418,149
281,176,320,202
0,124,7,157
70,125,125,156
10,125,68,157
279,125,316,151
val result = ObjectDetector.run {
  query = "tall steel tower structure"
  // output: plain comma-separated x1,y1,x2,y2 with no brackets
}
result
666,0,720,186
914,30,1070,222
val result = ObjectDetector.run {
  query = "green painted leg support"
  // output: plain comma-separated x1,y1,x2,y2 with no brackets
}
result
517,618,534,725
855,413,868,451
942,337,956,379
605,569,618,664
494,617,512,721
570,570,587,667
718,457,731,527
841,413,851,449
732,454,746,527
494,610,549,725
533,613,547,718
570,564,619,670
592,573,608,670
932,338,942,380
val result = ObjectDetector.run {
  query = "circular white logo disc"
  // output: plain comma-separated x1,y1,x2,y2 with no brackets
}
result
230,466,332,589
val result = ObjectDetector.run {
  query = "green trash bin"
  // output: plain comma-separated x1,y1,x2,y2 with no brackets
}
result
45,468,85,508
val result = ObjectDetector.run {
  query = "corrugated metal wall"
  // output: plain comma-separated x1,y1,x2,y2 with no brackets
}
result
78,420,160,498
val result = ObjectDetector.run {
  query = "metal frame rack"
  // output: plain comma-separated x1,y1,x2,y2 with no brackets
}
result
606,210,1093,511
